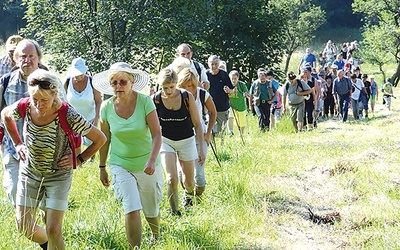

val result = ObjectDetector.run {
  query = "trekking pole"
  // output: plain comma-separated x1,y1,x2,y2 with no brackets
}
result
230,104,245,145
209,140,222,168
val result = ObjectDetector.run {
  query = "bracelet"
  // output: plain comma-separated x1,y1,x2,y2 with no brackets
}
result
99,165,106,169
77,154,86,165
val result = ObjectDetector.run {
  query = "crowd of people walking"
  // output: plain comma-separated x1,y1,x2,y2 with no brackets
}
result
0,36,396,249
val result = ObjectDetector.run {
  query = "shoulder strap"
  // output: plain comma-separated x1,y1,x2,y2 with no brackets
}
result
193,61,202,81
296,79,304,91
199,88,206,116
153,90,162,105
1,73,12,99
181,90,189,111
64,77,71,89
17,97,31,119
57,102,79,169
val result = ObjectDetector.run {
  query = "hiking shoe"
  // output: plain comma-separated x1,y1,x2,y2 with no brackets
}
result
182,193,193,207
171,210,182,216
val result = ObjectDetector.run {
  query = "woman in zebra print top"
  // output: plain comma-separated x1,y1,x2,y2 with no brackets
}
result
1,69,106,250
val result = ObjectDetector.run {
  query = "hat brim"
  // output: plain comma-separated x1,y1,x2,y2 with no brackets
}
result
92,68,149,95
68,68,87,78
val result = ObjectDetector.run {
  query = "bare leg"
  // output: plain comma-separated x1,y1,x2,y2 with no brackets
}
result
125,210,142,248
145,214,160,239
46,209,65,250
161,152,179,212
180,160,195,193
16,206,47,245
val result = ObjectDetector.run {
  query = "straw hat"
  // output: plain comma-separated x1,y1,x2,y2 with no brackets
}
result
92,62,149,95
68,57,88,77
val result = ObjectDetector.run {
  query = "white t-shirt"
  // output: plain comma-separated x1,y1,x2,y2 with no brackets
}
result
66,77,96,121
193,87,211,133
351,78,364,100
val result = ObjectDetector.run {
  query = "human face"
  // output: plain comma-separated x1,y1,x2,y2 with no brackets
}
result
208,60,219,74
230,75,239,86
74,74,85,82
16,42,40,77
177,45,192,60
110,75,133,95
306,48,311,54
258,73,267,82
162,82,177,97
179,81,196,96
31,91,55,116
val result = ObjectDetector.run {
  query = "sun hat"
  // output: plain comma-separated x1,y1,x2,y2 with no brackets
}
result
92,62,149,95
68,57,88,77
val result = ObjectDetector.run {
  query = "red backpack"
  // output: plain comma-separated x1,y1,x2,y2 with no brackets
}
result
17,97,82,169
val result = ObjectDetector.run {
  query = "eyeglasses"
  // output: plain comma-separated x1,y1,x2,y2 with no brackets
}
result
29,79,53,89
110,80,129,87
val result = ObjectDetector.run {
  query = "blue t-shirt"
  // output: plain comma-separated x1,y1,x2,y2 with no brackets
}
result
301,54,316,67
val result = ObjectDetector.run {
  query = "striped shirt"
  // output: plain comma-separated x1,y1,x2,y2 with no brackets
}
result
11,101,92,171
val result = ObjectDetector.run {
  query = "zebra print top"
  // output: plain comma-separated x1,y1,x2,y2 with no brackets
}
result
12,102,92,171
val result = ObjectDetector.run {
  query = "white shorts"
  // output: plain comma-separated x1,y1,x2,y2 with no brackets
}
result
110,164,164,217
160,136,197,161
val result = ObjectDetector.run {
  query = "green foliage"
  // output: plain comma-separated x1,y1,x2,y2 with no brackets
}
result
272,0,326,73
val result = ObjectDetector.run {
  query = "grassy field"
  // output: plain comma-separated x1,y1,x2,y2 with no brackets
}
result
1,45,400,249
1,85,399,249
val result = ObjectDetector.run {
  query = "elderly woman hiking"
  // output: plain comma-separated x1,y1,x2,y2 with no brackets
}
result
93,62,163,248
1,69,106,250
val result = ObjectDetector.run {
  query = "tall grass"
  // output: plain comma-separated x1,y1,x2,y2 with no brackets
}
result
1,44,400,249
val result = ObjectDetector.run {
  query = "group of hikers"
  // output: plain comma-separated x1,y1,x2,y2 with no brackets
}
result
0,35,396,250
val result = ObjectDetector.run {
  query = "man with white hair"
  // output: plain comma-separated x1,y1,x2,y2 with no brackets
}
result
176,43,210,89
332,70,353,122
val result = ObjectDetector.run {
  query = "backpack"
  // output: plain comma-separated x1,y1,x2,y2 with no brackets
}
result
153,89,190,111
285,79,305,92
17,97,82,169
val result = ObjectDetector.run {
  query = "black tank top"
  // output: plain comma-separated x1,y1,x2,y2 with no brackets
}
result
157,91,194,140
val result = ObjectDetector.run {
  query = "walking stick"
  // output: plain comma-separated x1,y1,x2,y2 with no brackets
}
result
230,104,245,145
209,139,222,168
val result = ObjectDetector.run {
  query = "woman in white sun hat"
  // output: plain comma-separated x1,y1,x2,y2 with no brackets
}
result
93,62,163,248
64,57,102,154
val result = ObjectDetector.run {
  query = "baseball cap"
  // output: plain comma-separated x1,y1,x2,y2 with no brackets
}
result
362,74,368,78
5,35,23,52
266,69,274,76
257,68,266,74
287,71,296,80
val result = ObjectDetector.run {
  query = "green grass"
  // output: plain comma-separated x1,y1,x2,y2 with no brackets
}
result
1,44,400,249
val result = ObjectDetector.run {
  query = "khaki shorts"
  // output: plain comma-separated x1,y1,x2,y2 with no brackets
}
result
229,108,246,127
17,163,72,211
110,164,164,217
160,136,197,161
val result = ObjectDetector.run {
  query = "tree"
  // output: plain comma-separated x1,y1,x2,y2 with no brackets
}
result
272,0,325,74
21,0,197,76
0,0,26,41
353,0,400,86
196,0,287,82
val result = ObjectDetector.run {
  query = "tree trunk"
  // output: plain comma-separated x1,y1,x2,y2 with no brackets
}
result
391,62,400,87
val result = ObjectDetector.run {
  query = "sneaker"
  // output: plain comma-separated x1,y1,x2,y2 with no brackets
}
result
182,194,193,207
358,114,363,120
228,131,234,136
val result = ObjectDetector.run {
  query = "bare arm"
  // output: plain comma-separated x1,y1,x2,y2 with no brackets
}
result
143,110,162,175
99,118,111,186
93,89,102,126
187,93,205,165
204,97,217,145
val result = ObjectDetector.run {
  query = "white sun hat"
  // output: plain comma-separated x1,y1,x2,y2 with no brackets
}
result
68,57,89,77
92,62,150,95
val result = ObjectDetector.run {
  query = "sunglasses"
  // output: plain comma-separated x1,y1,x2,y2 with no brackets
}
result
29,79,53,89
110,80,129,87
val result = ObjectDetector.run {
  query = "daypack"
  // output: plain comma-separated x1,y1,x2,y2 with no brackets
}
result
17,97,82,169
285,79,306,92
